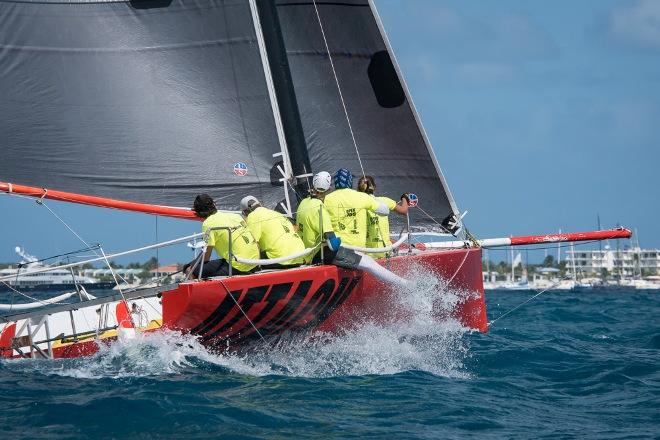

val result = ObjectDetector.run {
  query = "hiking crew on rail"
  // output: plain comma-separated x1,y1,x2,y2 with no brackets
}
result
186,168,411,286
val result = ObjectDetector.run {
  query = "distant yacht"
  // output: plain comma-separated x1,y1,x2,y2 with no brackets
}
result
0,247,115,292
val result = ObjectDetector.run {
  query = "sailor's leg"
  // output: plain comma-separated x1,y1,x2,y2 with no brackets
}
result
356,254,412,289
332,248,412,289
310,247,338,265
190,259,230,278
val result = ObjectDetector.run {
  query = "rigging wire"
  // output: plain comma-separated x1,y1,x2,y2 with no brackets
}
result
218,279,270,346
311,0,366,177
15,245,100,268
34,198,132,286
446,245,472,285
487,279,567,328
0,281,71,308
37,199,96,252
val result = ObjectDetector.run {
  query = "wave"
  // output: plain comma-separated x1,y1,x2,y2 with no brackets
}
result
3,268,475,380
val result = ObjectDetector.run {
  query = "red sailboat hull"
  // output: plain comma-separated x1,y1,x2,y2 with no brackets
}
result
1,248,486,359
162,247,487,347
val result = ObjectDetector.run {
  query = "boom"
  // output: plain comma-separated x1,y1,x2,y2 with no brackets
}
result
1,181,198,220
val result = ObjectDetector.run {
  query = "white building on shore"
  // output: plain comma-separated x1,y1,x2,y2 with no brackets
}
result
565,246,660,278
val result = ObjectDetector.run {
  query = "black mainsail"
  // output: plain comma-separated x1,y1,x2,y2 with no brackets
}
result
0,0,290,210
0,0,460,231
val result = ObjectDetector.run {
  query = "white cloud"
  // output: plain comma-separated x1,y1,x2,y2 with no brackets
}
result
609,0,660,50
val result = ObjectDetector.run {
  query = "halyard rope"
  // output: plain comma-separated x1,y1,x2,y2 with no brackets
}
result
312,0,366,177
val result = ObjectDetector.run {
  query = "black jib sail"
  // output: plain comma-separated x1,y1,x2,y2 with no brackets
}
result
275,0,460,231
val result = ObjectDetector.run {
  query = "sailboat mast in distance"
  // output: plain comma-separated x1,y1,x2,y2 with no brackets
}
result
597,213,602,252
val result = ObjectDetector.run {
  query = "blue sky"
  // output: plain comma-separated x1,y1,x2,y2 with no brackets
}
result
378,0,660,249
1,0,658,264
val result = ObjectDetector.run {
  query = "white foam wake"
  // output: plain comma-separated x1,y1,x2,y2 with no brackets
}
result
17,266,478,379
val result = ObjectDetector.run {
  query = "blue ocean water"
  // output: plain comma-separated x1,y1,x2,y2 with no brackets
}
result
1,288,658,439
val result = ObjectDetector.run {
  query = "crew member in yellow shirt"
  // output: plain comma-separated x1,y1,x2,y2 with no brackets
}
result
296,171,412,288
357,175,410,258
324,168,390,248
185,194,259,278
241,195,306,267
296,171,342,264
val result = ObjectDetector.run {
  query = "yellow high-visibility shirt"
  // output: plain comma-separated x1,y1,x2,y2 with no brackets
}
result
324,188,380,248
366,196,398,258
202,212,259,273
296,197,333,262
246,206,306,266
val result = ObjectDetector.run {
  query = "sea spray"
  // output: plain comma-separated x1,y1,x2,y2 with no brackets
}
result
233,265,474,378
7,268,477,380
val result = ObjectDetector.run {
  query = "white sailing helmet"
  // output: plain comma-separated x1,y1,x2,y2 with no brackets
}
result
312,171,332,192
240,195,260,212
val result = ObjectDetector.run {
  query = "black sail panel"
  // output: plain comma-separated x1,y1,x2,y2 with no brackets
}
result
275,0,460,231
0,0,285,210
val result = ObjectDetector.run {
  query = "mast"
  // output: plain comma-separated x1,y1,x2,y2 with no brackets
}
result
557,228,561,266
510,245,514,282
253,0,312,198
597,213,602,253
570,243,577,281
485,248,490,281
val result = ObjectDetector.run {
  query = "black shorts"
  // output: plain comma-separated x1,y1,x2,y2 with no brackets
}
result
186,258,253,278
313,247,361,270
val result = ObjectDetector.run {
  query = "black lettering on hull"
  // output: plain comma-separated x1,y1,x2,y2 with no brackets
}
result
191,288,242,336
190,276,362,349
200,285,269,342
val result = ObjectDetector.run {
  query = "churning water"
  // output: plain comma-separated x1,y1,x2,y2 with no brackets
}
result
1,282,658,439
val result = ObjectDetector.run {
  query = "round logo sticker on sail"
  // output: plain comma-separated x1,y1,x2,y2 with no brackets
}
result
408,193,419,207
233,162,248,176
